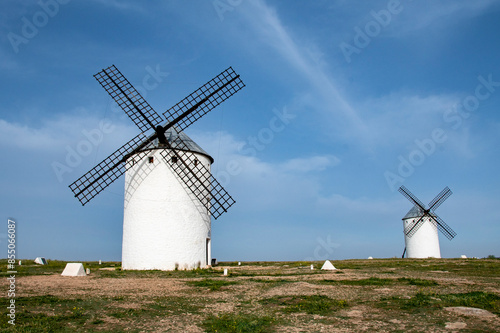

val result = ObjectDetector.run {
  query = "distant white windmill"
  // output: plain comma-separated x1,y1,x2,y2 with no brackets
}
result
69,65,245,270
399,186,457,258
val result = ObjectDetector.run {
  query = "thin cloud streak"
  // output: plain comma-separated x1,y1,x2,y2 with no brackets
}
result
392,0,500,37
242,1,369,138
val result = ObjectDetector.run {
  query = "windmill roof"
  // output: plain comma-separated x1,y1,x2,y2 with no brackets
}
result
142,128,214,163
166,128,213,162
402,206,436,220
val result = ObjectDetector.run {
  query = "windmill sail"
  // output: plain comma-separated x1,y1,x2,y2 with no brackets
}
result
94,65,164,133
69,65,244,220
399,186,456,240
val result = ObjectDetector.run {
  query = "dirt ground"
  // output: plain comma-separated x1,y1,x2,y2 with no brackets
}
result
7,259,500,332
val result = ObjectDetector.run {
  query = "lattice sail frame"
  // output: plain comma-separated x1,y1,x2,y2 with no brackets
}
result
158,136,235,219
69,65,244,219
399,186,456,240
69,132,152,206
163,67,244,132
94,65,164,133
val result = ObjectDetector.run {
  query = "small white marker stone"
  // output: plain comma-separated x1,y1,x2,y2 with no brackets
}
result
86,268,90,275
238,262,241,266
223,268,228,276
311,264,314,270
99,260,102,265
18,260,21,265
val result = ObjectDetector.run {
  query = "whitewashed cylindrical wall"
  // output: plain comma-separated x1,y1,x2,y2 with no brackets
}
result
122,148,212,270
403,217,441,258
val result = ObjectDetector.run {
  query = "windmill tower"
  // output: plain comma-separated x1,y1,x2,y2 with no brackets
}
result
69,65,245,270
398,186,456,258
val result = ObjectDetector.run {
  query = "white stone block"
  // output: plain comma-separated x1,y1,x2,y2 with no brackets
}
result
61,263,87,277
321,260,336,270
34,257,47,265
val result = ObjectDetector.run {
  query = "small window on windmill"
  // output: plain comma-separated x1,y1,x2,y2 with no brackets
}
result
148,156,154,164
194,159,199,167
171,156,178,164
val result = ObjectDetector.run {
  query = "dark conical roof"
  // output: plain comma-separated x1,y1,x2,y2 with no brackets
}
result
402,206,436,220
166,128,213,162
140,128,213,163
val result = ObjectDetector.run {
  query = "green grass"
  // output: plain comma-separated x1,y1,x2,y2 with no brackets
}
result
398,277,438,286
318,277,438,287
228,270,323,278
202,313,276,333
96,267,223,278
0,259,119,277
382,291,500,315
219,261,309,267
440,291,500,314
148,296,204,315
186,278,239,291
332,258,500,277
320,277,395,286
0,259,226,279
108,308,147,319
3,258,498,278
0,295,109,332
260,295,348,315
250,278,294,288
0,293,208,332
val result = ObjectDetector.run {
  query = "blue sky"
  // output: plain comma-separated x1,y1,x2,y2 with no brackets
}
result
1,0,499,261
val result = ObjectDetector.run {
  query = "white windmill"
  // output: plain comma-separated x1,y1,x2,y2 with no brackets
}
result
398,186,457,258
70,65,245,270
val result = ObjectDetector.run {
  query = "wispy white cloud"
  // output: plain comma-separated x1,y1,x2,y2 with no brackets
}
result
192,130,339,174
0,118,64,152
360,93,462,146
191,130,340,212
281,155,340,173
231,0,491,155
88,0,147,13
316,193,400,220
240,1,369,137
393,0,499,36
335,0,499,40
0,112,138,157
